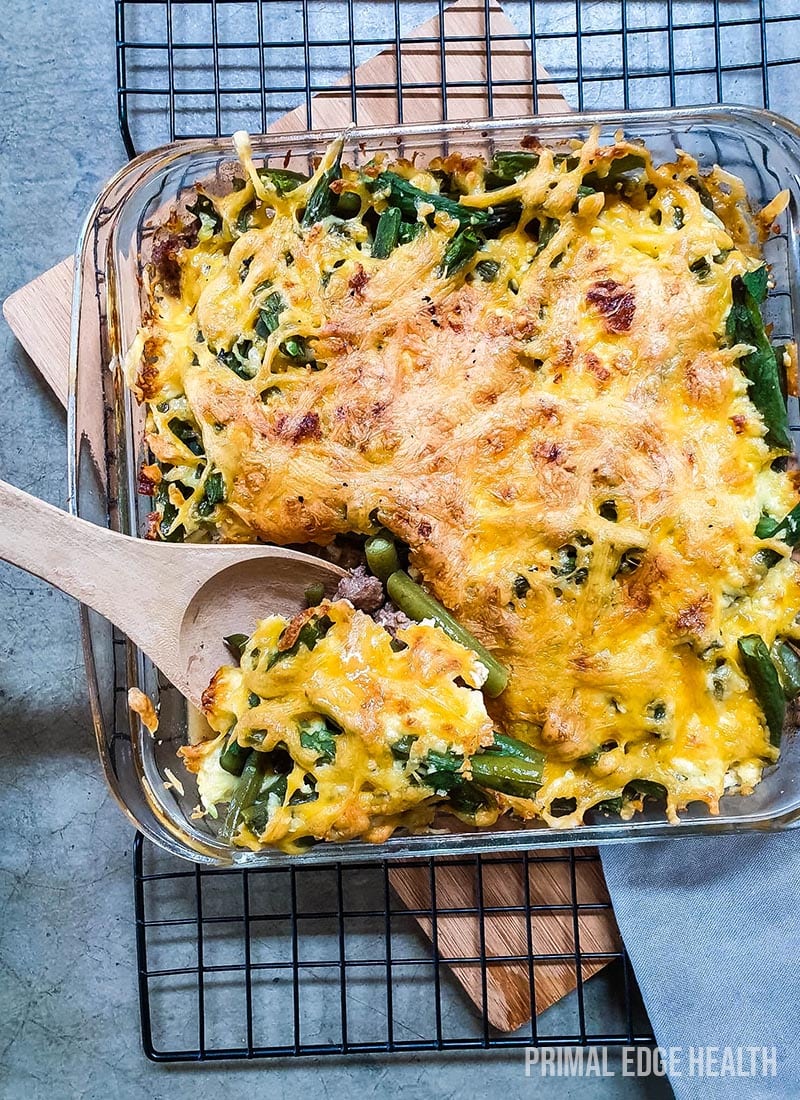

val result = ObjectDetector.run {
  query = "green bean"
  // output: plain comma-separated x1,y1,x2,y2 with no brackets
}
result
488,151,540,183
288,771,319,806
535,217,560,256
372,207,402,259
220,752,266,841
197,471,226,518
582,153,646,192
415,749,465,793
757,546,787,570
301,154,342,227
436,228,482,278
267,613,334,670
386,570,509,696
365,532,400,581
395,741,484,804
255,291,285,339
335,190,362,218
446,781,495,818
738,634,785,747
623,779,667,802
390,738,465,792
475,259,500,282
483,201,522,235
169,417,204,456
236,202,256,234
686,174,715,211
390,734,415,761
769,502,800,546
489,732,546,770
219,737,252,776
282,337,304,359
280,335,316,367
773,639,800,701
397,220,423,245
397,730,544,803
755,512,780,539
512,575,531,599
223,633,249,661
304,581,325,607
298,716,338,764
154,482,185,543
580,740,618,767
755,502,800,569
244,772,289,834
257,166,308,195
727,267,791,450
187,193,222,237
218,336,258,380
489,150,645,192
469,754,543,798
372,172,487,228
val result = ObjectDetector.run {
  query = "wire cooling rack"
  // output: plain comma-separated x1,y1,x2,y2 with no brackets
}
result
115,0,800,157
134,836,652,1059
117,0,800,1063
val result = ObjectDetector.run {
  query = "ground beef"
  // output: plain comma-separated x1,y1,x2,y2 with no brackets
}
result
334,565,384,612
322,539,367,570
373,603,412,637
150,214,199,297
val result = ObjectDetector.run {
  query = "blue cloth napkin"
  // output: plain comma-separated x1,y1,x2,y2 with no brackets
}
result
601,832,799,1099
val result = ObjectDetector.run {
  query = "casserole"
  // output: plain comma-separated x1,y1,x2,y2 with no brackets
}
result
70,106,800,865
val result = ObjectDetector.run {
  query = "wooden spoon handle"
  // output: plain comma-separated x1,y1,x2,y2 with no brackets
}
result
1,477,118,597
0,477,169,636
0,479,347,703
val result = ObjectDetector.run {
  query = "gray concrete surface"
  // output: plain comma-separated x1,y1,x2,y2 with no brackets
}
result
7,0,793,1095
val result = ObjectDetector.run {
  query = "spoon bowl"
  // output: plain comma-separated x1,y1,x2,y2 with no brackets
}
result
179,552,344,703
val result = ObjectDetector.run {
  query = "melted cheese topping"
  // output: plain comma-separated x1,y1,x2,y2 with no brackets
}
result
181,601,494,850
134,130,800,837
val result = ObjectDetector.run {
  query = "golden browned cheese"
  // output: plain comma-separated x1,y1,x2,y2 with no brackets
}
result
131,130,800,831
180,601,495,851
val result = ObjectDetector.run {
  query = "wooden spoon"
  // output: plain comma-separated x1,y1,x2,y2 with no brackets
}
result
0,479,346,706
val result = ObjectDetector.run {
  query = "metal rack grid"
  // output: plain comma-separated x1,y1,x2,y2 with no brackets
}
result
116,0,800,1064
134,835,652,1059
115,0,800,158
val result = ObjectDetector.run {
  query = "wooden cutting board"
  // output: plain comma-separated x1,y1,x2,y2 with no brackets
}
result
2,0,620,1033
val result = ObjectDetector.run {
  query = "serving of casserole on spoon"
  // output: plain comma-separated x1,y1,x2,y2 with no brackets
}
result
0,478,539,851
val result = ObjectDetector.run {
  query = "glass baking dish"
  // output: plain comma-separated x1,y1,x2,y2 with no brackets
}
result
69,105,800,866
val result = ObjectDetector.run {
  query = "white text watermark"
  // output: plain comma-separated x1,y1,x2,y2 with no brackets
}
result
524,1045,778,1078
